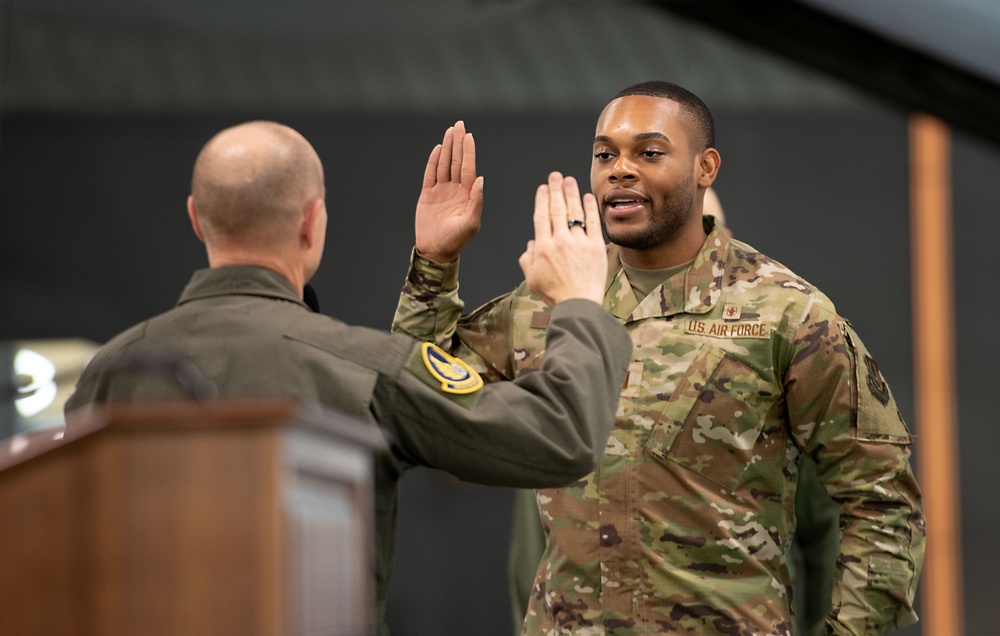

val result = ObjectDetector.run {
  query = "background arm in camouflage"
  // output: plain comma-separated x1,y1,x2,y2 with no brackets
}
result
393,249,465,347
784,305,925,634
393,249,519,383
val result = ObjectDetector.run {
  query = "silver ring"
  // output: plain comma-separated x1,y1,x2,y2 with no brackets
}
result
568,219,586,230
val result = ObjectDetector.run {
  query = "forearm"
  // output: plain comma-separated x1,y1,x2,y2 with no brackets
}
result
394,247,518,381
392,248,465,346
788,317,925,633
388,298,630,487
823,445,924,634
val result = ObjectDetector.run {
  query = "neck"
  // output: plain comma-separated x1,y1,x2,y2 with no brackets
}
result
206,248,305,299
619,224,707,270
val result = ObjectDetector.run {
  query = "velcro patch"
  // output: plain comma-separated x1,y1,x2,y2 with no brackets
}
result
530,311,550,329
420,342,484,395
685,319,770,339
840,322,911,444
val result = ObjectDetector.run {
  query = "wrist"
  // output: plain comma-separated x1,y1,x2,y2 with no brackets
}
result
415,246,458,265
410,248,460,292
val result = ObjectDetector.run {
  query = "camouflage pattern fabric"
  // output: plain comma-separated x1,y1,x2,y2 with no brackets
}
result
393,217,925,635
509,455,840,636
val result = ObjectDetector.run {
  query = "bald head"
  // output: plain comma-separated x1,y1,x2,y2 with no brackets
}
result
191,121,325,248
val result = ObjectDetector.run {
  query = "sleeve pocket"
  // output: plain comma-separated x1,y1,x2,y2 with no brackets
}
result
864,554,917,629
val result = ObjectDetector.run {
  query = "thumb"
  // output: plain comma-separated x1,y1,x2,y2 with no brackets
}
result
468,175,485,217
518,240,535,277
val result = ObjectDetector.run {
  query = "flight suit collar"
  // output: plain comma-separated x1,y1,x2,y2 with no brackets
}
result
604,216,730,323
177,265,311,310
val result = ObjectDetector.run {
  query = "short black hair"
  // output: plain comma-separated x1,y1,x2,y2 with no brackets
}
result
613,81,715,149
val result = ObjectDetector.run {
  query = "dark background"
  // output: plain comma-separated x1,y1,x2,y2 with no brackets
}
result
4,104,997,635
3,1,1000,634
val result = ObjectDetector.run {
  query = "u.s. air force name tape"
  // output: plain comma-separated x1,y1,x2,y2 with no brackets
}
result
684,319,770,339
420,342,484,394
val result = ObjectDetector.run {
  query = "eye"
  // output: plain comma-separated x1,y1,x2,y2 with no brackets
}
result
594,150,615,161
640,150,664,159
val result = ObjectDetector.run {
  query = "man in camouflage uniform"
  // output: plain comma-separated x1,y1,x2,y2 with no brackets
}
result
507,188,843,636
394,82,925,634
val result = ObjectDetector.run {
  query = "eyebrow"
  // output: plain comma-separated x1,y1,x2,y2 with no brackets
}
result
594,132,670,143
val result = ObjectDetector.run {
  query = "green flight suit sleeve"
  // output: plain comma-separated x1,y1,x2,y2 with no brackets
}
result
784,303,925,635
380,298,631,488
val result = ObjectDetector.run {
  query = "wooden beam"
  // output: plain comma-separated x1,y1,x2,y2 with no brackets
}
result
909,113,963,636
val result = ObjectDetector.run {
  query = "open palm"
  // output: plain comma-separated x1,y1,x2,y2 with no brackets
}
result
415,121,484,264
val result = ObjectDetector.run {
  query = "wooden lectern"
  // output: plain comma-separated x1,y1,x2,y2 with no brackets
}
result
0,398,386,636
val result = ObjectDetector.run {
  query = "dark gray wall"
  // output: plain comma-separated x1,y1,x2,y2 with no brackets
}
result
2,104,995,634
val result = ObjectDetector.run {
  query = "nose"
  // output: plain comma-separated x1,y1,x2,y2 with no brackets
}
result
609,155,637,182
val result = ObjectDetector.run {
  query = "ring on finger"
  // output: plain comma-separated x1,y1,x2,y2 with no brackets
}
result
567,219,586,230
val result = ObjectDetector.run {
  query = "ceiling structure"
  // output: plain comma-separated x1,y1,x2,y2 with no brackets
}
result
0,0,875,114
1,0,998,142
662,0,1000,144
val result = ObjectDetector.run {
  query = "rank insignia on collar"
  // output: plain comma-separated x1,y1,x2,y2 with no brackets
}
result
421,342,484,395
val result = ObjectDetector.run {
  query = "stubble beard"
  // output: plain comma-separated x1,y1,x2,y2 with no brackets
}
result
601,191,694,251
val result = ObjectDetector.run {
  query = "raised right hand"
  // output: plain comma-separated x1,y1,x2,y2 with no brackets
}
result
414,121,484,264
519,172,606,307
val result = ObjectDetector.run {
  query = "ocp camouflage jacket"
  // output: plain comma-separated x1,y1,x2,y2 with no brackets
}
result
393,217,925,636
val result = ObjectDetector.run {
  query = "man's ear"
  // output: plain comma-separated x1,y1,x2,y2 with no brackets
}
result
187,195,206,242
696,148,721,188
300,197,324,248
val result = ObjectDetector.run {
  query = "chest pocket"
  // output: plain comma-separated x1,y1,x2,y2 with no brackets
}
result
644,344,778,492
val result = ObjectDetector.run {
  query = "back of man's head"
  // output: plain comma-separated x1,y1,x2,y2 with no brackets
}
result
191,121,325,250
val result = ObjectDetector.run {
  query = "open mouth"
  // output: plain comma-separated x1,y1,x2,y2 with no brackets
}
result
604,190,647,214
609,198,644,209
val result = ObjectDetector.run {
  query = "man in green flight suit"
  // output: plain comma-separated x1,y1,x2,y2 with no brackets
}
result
65,120,634,635
393,82,925,634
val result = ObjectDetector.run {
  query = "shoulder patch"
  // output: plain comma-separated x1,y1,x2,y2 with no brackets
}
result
839,322,911,444
420,342,484,395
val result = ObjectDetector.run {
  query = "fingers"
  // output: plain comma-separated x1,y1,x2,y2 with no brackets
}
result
451,120,466,183
436,126,454,184
582,192,600,240
460,129,477,189
546,172,570,236
533,182,552,241
535,172,593,242
422,144,442,191
431,121,475,187
561,175,586,235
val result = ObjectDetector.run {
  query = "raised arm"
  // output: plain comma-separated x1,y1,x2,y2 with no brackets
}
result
394,121,485,350
383,167,627,484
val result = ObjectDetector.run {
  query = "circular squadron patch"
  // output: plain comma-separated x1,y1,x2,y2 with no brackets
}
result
420,342,484,395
